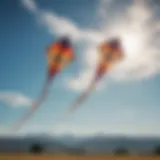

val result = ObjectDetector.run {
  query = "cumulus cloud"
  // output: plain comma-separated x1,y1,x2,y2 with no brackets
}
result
107,0,160,81
22,0,160,91
0,92,32,107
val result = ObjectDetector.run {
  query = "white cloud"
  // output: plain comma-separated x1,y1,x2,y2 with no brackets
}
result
41,12,104,43
107,0,160,81
22,0,160,91
0,92,32,107
67,0,160,87
21,0,37,13
41,12,81,41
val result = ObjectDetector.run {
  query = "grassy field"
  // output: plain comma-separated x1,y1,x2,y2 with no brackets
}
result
0,155,160,160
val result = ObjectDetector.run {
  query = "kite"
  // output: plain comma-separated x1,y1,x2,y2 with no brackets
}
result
61,37,124,119
12,36,75,131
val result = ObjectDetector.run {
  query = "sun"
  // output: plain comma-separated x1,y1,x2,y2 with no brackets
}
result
121,31,142,59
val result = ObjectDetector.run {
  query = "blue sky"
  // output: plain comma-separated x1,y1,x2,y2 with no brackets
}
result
0,0,160,136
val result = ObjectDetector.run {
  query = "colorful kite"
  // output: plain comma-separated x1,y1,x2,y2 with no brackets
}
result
12,37,75,131
62,38,124,119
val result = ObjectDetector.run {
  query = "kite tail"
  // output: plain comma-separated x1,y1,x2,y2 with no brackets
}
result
60,71,104,121
67,80,96,113
12,75,53,132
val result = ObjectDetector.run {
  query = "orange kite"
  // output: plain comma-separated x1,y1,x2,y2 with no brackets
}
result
12,37,75,131
62,38,124,117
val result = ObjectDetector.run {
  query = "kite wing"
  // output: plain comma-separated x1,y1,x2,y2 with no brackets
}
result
12,37,74,132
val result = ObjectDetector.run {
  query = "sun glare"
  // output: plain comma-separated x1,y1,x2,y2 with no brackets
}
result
121,32,142,59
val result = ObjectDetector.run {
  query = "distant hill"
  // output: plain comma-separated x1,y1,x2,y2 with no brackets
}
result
0,134,160,155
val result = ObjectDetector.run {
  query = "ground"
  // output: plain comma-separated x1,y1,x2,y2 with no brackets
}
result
0,155,160,160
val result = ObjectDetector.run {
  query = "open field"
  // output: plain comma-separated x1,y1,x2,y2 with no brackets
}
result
0,155,160,160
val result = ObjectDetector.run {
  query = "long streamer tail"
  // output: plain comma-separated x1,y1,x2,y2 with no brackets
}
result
61,76,103,121
11,76,53,132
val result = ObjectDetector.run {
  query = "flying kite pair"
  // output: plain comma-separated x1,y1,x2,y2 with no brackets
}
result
12,36,124,131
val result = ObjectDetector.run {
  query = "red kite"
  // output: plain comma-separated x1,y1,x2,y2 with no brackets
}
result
62,38,124,118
